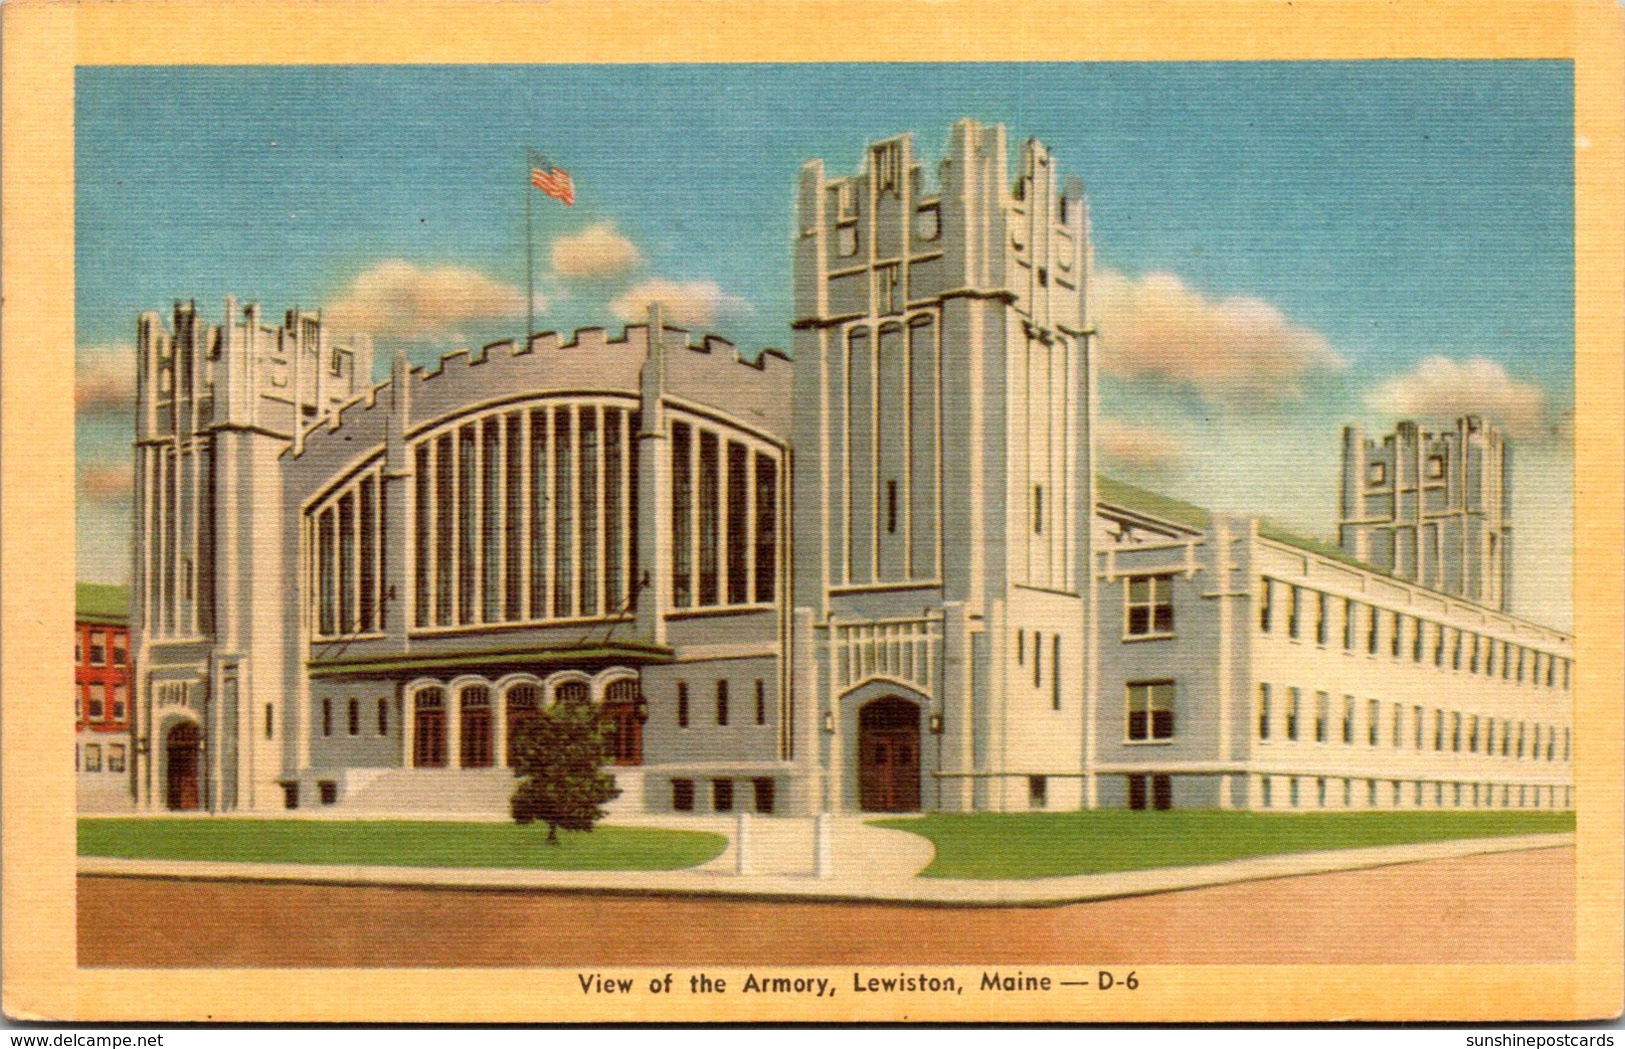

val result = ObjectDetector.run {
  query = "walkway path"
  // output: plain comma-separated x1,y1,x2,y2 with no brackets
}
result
76,817,1570,907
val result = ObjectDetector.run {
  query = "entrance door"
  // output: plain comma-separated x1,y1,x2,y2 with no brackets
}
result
858,697,921,812
166,722,201,811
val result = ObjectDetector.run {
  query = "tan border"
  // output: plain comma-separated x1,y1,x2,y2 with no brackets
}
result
3,0,1621,1024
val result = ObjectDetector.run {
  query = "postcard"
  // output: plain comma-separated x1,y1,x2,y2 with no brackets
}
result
3,0,1622,1026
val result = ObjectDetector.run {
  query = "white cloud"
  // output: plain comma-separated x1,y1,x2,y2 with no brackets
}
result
1364,355,1553,441
79,461,133,500
1094,268,1346,403
76,344,137,415
609,279,750,331
551,223,643,280
324,260,529,342
1097,418,1188,472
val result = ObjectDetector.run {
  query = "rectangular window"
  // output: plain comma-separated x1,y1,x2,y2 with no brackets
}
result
108,744,126,773
677,682,690,728
1434,709,1444,751
84,744,102,772
435,434,454,625
323,698,333,737
711,778,735,813
698,431,720,606
1413,618,1425,662
1486,639,1496,676
458,424,477,624
378,698,389,736
113,637,127,667
338,492,356,634
1126,575,1174,636
483,418,504,623
1258,684,1271,740
716,680,730,726
553,411,575,618
1391,611,1402,658
754,680,766,725
1259,579,1273,632
1368,699,1380,746
1367,605,1380,655
1051,635,1062,711
1287,586,1300,639
1028,775,1048,808
672,778,695,812
529,408,550,619
1342,696,1355,745
753,454,778,604
1017,629,1025,664
348,697,360,736
317,509,337,636
88,689,105,720
1126,681,1174,741
753,777,776,814
1315,691,1330,743
89,633,106,666
1287,688,1301,741
1453,629,1463,671
1469,714,1480,753
578,407,600,617
1434,624,1446,667
358,477,376,633
1343,599,1356,650
265,703,275,740
1395,703,1405,749
1033,484,1044,535
112,685,127,722
1032,633,1042,688
886,479,899,535
726,442,750,604
415,443,432,627
1315,593,1327,645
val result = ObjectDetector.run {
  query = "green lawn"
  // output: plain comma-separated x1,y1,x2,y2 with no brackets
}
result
871,810,1575,880
78,819,727,871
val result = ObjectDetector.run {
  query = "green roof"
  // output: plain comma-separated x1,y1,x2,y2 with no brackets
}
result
76,583,130,624
1096,475,1211,531
1097,475,1381,575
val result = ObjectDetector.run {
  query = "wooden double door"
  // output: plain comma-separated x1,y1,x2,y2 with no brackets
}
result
166,722,201,811
858,697,921,813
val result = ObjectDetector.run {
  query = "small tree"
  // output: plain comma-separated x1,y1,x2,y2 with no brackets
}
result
510,694,622,844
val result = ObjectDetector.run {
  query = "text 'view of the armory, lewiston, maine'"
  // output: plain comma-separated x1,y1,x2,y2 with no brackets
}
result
76,119,1572,821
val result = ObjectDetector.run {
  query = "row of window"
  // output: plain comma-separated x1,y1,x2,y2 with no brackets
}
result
670,420,779,610
75,630,128,667
1014,630,1064,710
76,683,128,724
312,468,386,639
1257,684,1570,762
76,742,126,773
670,776,776,814
402,680,645,769
673,679,770,728
1258,774,1569,812
1259,578,1569,691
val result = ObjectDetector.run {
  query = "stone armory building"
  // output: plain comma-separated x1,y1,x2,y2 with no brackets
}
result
119,120,1573,816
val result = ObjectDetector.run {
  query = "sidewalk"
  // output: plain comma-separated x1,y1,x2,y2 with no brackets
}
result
76,818,1573,906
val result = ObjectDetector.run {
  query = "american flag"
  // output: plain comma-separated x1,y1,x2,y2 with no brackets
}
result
530,163,575,206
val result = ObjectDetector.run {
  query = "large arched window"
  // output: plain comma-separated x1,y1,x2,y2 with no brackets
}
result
505,683,541,767
460,684,493,768
602,678,643,766
413,687,447,767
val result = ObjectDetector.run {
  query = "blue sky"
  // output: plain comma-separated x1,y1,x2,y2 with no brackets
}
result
74,62,1575,628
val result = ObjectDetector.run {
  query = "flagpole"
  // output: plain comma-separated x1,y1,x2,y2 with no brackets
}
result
525,150,535,346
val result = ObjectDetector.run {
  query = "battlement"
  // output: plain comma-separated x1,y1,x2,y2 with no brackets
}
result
289,319,791,468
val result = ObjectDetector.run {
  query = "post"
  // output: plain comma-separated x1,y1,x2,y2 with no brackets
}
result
734,811,751,875
525,151,535,345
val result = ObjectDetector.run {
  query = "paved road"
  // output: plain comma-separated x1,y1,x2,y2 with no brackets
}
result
78,846,1573,968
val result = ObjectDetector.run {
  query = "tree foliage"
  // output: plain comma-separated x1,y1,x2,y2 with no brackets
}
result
510,695,622,843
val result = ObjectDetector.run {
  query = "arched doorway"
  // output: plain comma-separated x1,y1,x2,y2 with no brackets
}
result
505,683,541,767
602,678,644,766
165,721,201,811
858,697,921,812
413,687,447,767
459,684,493,767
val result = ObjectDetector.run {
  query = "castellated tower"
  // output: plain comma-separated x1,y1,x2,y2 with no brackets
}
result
790,119,1100,813
130,299,371,811
1339,415,1512,612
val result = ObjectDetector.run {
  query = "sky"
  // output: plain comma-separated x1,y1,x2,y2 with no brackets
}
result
74,62,1575,629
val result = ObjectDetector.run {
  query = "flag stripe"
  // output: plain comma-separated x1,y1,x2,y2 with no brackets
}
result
530,166,575,206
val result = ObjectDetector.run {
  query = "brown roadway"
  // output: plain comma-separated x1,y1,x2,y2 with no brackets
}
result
78,846,1573,968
